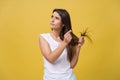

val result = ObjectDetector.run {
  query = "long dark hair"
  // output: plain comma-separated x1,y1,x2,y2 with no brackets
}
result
53,9,79,62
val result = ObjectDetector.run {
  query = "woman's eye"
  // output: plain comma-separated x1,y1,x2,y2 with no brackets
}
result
51,15,53,18
55,17,59,20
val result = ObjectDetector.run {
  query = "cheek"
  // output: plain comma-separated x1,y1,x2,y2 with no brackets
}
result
56,21,63,27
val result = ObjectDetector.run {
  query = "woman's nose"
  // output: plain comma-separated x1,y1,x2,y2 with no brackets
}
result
51,17,54,22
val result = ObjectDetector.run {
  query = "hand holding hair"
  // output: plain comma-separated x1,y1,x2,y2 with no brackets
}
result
78,36,84,47
63,30,72,44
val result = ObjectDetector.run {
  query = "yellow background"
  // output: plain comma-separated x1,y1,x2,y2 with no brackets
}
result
0,0,120,80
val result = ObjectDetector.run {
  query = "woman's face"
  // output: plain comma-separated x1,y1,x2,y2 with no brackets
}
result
50,11,63,30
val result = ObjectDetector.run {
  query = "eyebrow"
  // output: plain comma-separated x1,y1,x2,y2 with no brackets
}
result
51,14,60,20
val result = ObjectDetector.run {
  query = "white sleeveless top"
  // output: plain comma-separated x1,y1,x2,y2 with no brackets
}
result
40,33,73,78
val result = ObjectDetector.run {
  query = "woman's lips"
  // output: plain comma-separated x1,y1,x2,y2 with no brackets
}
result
50,23,55,26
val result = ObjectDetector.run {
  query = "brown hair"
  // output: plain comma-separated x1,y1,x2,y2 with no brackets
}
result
53,9,79,62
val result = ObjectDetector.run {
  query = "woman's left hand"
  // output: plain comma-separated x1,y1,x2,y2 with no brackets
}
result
78,36,84,47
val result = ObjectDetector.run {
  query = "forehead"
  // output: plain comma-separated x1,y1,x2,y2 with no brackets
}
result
52,11,61,18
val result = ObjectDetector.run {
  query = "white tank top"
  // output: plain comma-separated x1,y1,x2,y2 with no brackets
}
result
40,33,73,78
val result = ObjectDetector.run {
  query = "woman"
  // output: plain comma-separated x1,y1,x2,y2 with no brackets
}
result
39,9,84,80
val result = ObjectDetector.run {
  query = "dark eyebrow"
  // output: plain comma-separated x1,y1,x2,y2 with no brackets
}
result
51,14,60,20
51,15,53,18
55,16,60,19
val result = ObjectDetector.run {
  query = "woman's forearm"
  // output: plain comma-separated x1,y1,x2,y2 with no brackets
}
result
70,46,81,69
48,41,67,63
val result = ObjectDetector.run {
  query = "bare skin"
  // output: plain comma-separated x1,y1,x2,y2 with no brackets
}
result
39,11,84,68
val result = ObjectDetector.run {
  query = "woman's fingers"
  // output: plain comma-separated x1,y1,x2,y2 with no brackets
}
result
64,30,72,37
64,30,72,44
78,36,84,47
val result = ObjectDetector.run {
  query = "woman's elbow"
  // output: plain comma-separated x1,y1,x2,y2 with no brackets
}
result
46,57,56,64
70,64,75,69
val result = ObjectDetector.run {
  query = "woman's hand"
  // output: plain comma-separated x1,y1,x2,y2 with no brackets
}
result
63,30,72,44
70,36,84,68
78,36,84,47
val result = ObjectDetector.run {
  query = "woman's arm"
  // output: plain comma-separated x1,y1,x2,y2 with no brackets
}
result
39,36,67,63
70,36,84,69
38,30,72,64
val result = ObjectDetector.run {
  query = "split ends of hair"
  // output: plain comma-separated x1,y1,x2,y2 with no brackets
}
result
79,27,93,43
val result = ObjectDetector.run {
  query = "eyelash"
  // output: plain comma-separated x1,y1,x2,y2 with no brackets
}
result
51,15,59,20
51,15,53,18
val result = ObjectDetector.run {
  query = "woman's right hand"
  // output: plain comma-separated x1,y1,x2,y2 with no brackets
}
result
63,30,72,44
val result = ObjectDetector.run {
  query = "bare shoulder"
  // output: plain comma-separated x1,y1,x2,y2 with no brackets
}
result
38,34,51,59
38,34,48,45
38,33,50,50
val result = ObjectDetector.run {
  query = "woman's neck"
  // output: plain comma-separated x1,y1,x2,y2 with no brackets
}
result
51,30,61,38
50,30,62,42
